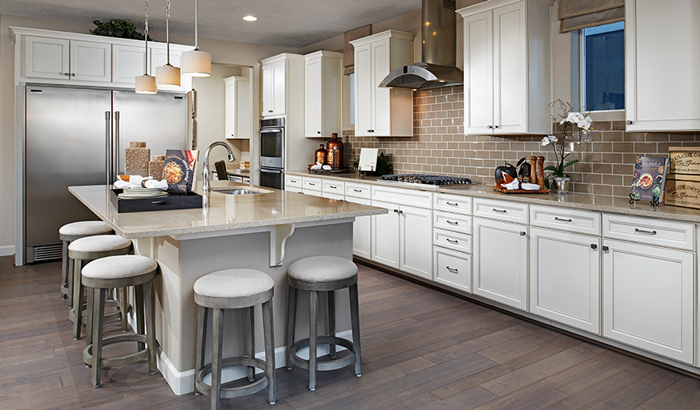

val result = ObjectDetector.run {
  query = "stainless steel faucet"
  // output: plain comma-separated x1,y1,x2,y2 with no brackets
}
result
203,141,235,193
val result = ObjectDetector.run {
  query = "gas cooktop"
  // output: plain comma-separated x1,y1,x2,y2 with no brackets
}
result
381,174,472,186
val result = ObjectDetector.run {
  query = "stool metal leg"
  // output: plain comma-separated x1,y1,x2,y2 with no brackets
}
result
92,288,106,387
67,257,74,308
285,286,297,370
72,259,84,340
61,241,69,299
85,286,95,349
194,305,208,395
328,290,336,359
211,308,224,410
262,299,276,404
309,290,318,391
244,307,255,382
135,285,145,352
145,281,157,374
118,288,129,332
349,283,362,377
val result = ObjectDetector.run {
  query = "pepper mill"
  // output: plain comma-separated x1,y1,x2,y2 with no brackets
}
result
536,156,545,188
529,156,537,184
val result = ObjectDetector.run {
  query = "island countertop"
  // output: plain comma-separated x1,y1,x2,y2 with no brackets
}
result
69,181,386,239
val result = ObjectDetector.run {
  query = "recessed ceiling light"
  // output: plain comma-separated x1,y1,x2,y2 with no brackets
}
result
243,15,257,21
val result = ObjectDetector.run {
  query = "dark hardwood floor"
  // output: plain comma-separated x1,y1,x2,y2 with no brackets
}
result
1,255,699,409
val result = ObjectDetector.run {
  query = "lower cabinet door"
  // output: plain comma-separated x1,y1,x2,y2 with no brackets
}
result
346,196,372,259
434,246,471,292
399,205,433,279
371,200,400,268
530,227,601,334
473,217,528,310
603,239,695,364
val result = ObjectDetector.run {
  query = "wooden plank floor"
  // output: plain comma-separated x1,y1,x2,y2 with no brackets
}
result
1,255,699,409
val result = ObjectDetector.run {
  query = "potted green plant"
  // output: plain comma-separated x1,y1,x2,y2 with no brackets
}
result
90,19,151,40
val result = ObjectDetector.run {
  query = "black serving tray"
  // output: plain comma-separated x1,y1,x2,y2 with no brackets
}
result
110,189,202,213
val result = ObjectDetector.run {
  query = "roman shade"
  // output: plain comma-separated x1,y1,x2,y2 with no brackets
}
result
558,0,624,33
343,24,371,75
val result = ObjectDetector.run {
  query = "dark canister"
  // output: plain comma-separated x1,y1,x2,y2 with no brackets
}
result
326,133,343,168
314,144,327,164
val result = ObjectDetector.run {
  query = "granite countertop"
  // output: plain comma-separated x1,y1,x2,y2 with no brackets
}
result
68,181,386,239
286,170,700,223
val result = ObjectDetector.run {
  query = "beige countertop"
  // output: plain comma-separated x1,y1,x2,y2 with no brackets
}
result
287,170,700,223
69,181,386,239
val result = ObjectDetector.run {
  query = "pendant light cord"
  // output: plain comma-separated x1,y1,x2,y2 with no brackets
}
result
194,0,199,50
144,0,149,74
166,0,171,65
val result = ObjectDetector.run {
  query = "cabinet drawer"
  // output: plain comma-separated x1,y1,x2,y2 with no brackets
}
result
434,247,471,293
302,189,323,197
530,205,601,236
434,193,472,215
346,182,371,199
602,214,694,251
473,198,528,224
434,211,472,234
323,192,344,201
303,177,322,191
285,175,302,189
434,228,472,254
323,180,345,195
372,185,433,208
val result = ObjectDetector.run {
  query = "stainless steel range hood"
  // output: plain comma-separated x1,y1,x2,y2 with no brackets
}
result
379,0,463,90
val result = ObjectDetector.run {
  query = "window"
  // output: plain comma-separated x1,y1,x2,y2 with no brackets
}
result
578,22,625,112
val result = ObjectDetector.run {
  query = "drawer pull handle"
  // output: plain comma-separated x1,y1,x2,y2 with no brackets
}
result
329,185,337,189
308,182,316,186
354,189,362,192
591,244,597,250
555,217,572,222
634,228,657,235
446,266,459,274
446,202,459,206
290,180,297,183
446,220,459,225
446,238,459,244
493,208,507,213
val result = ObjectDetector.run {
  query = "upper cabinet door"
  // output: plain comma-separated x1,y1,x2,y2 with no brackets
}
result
25,36,70,80
493,2,526,134
262,64,274,115
463,11,494,135
113,44,145,85
71,40,111,82
626,0,700,132
305,57,323,137
371,38,392,136
354,43,373,137
224,79,236,138
272,60,286,116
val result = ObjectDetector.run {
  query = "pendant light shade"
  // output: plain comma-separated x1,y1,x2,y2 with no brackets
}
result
182,0,211,77
155,0,181,87
136,0,158,94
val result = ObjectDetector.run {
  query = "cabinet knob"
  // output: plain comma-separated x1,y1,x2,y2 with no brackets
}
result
494,125,500,129
317,131,321,134
602,246,609,252
520,231,527,236
487,125,493,129
590,244,597,250
626,120,633,125
70,73,76,76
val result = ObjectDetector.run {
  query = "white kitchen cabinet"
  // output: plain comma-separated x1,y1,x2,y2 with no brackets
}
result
261,54,305,118
350,30,415,137
399,205,433,279
346,195,372,260
434,247,472,293
625,0,700,132
371,200,401,268
530,227,600,334
224,76,250,139
458,0,552,135
112,44,145,85
473,217,528,310
150,47,191,92
602,239,694,364
305,51,342,138
24,36,110,82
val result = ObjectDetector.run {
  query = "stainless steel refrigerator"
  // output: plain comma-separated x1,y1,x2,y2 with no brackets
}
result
24,85,188,263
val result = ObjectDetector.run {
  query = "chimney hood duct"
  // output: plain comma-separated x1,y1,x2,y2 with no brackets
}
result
379,0,463,90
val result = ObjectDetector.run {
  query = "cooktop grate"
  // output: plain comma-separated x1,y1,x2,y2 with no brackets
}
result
381,174,472,186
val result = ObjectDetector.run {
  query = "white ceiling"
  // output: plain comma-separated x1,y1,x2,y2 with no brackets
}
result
0,0,422,48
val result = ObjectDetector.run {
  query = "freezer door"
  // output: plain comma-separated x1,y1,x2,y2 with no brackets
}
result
113,90,188,176
25,86,112,259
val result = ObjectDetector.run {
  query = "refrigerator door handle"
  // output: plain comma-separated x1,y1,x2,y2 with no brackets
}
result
105,111,111,184
114,111,120,179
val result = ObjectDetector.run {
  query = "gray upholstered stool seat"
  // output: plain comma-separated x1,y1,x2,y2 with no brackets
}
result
81,255,158,387
194,269,276,410
286,256,361,391
69,235,132,340
59,221,113,301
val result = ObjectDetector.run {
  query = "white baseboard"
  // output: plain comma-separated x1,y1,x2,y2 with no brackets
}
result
0,245,14,257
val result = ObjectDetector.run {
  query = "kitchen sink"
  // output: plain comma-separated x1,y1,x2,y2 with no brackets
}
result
213,189,263,195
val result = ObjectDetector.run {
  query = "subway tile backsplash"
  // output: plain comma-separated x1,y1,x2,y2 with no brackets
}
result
344,86,700,198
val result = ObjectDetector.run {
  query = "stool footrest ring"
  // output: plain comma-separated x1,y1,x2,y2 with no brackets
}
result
290,336,355,371
196,357,270,399
83,334,149,367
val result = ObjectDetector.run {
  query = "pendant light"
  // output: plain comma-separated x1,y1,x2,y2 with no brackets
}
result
181,0,211,77
156,0,181,87
135,0,157,94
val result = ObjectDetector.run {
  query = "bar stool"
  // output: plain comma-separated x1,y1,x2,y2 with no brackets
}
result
59,221,113,304
286,256,361,391
194,269,276,410
81,255,158,387
69,235,132,340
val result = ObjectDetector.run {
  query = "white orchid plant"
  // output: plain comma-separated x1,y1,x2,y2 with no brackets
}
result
541,100,593,188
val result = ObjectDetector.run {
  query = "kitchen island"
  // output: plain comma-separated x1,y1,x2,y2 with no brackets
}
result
69,181,386,395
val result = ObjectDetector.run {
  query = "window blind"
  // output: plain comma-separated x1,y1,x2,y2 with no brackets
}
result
558,0,624,33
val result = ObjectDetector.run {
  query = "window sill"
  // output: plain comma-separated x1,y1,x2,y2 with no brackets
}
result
587,110,624,122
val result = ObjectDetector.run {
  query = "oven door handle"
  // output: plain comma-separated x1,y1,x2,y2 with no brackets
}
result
261,168,283,174
260,129,283,133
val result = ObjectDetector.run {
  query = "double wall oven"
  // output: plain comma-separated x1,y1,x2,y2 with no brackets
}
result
259,118,285,190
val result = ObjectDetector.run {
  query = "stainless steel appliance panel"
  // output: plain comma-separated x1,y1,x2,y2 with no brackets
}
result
25,86,112,252
113,90,188,176
260,167,284,190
